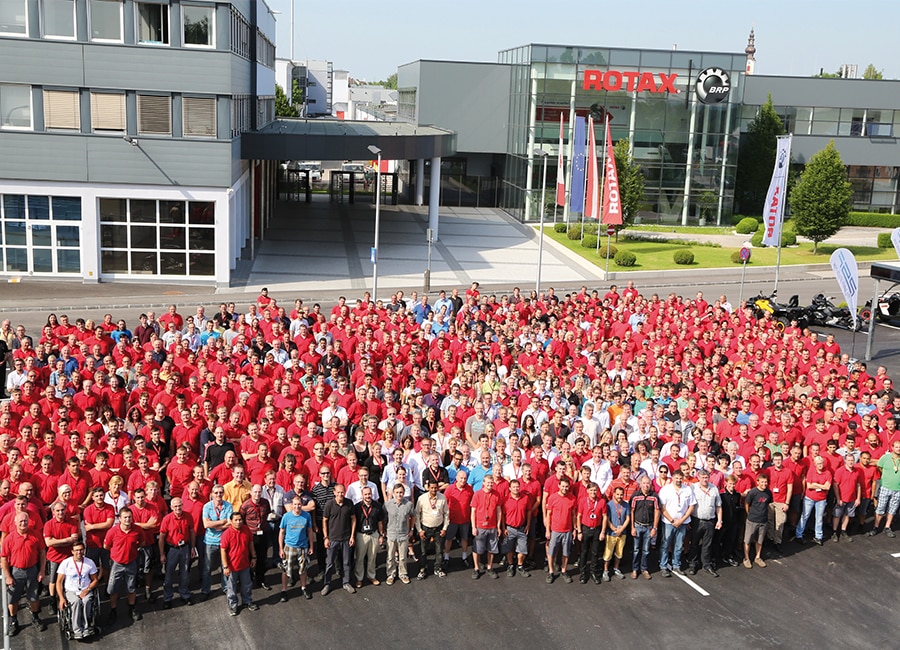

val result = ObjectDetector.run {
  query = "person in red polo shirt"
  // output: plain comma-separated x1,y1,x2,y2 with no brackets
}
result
1,512,46,636
501,478,532,578
103,508,142,623
544,477,577,584
443,469,473,567
159,497,196,608
470,474,502,579
575,481,607,585
220,511,258,616
831,453,862,542
795,455,832,545
43,501,79,602
83,487,115,576
763,452,794,551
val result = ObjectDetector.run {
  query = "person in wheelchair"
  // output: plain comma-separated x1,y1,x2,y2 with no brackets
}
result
56,541,100,640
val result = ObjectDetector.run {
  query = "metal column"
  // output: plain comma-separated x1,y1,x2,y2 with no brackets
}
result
429,157,441,242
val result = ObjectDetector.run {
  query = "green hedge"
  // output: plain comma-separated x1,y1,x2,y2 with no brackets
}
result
614,250,636,266
599,244,618,259
846,212,900,228
735,217,759,234
782,229,797,246
582,234,599,249
554,222,568,233
567,225,582,240
731,250,745,264
878,232,893,248
731,214,760,226
673,250,694,265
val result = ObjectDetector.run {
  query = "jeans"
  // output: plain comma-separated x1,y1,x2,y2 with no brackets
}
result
163,546,191,602
225,567,253,609
797,497,827,541
201,543,226,595
632,524,653,572
324,539,352,586
660,522,687,570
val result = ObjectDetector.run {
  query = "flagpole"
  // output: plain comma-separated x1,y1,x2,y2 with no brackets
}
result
774,234,783,294
596,115,607,255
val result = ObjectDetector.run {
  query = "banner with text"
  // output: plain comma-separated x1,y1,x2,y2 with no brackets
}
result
761,135,792,247
830,247,860,330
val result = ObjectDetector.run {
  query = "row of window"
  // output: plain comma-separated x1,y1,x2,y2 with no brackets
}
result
745,105,900,138
0,84,217,137
0,194,82,274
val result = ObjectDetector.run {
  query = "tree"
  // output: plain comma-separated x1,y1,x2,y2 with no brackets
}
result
862,64,884,80
734,95,785,215
790,141,853,253
374,73,397,89
275,84,295,117
290,79,303,107
697,190,718,225
612,138,645,239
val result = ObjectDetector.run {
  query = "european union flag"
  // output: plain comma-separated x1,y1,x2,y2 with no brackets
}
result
569,116,586,214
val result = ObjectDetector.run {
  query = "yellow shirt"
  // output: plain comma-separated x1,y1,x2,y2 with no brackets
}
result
223,479,252,510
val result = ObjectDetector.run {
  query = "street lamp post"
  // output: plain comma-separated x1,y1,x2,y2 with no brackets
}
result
368,145,382,302
534,149,549,295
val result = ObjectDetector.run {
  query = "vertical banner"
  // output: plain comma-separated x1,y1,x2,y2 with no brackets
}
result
890,227,900,262
568,116,586,214
830,247,860,329
555,115,566,206
601,119,622,225
761,134,792,247
585,117,599,219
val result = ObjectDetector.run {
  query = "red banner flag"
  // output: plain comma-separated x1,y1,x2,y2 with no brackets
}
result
585,117,599,219
555,114,565,206
601,119,622,225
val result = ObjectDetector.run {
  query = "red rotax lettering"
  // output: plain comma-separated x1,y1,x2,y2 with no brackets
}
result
657,73,678,93
622,71,640,92
583,69,603,91
604,71,622,92
636,72,657,93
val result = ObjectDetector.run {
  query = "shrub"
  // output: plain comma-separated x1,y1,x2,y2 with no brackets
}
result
614,250,636,267
554,223,568,233
846,212,900,228
566,225,582,240
673,250,694,265
583,222,599,235
730,250,746,264
735,217,759,234
581,234,599,249
781,229,797,246
598,244,618,259
750,228,764,247
878,232,893,248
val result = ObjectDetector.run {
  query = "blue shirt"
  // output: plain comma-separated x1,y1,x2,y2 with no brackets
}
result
412,302,433,325
202,500,233,545
606,500,631,535
280,510,313,548
466,463,492,491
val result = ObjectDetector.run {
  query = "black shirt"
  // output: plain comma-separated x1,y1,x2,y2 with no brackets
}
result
745,487,773,524
353,500,384,534
311,482,336,523
720,489,743,525
629,491,659,526
322,498,354,541
204,441,236,470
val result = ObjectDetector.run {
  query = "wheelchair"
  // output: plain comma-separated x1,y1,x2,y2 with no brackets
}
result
58,588,101,641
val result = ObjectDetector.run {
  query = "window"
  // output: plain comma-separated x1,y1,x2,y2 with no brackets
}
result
138,94,171,135
90,92,125,132
231,94,250,136
89,0,123,42
42,0,75,38
44,90,80,130
183,96,216,137
0,0,27,35
0,84,32,130
229,6,250,59
137,2,169,45
0,193,81,274
183,3,213,47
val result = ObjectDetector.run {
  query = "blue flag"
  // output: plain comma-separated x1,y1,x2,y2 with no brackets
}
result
568,116,586,214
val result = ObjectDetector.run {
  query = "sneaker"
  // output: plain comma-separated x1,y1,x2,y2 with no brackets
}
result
724,558,740,567
355,581,363,589
184,598,194,607
579,575,588,584
229,607,238,616
688,567,697,576
601,571,610,582
706,567,720,578
831,533,839,543
743,559,753,569
489,568,499,579
260,582,272,591
562,573,573,584
545,573,555,584
507,565,515,577
7,618,18,637
518,566,530,578
814,538,823,546
343,583,356,594
417,569,426,581
642,571,652,580
592,574,601,585
672,567,685,576
866,529,878,537
755,558,767,568
845,533,854,543
434,569,446,578
887,529,897,538
399,575,410,584
320,584,331,596
631,571,638,579
472,570,481,580
661,568,671,578
386,576,395,586
31,615,46,632
246,603,260,611
302,588,312,600
130,608,142,622
279,592,288,603
613,568,625,579
370,578,381,585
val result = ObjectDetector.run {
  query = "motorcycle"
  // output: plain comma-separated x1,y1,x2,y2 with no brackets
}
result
867,290,900,323
750,290,807,329
805,294,868,331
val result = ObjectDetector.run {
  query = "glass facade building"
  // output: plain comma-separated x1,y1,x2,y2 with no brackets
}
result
499,44,747,224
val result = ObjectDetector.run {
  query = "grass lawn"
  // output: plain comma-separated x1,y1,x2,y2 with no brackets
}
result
544,229,897,272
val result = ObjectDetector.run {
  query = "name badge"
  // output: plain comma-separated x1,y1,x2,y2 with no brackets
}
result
255,530,263,536
772,487,779,493
362,524,372,533
589,513,596,520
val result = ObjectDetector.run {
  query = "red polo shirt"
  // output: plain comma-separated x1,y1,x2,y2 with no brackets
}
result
220,525,253,572
43,518,78,563
546,492,577,533
503,493,530,529
763,465,794,504
159,511,194,547
0,529,44,569
104,524,140,564
471,489,500,529
578,496,607,528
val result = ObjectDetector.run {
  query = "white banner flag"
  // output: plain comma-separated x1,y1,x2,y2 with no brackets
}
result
761,135,792,247
830,247,860,329
891,227,900,262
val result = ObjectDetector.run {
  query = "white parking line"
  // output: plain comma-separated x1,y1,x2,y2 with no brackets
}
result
891,552,900,558
674,572,710,596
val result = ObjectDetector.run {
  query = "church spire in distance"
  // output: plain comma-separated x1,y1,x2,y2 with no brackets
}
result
745,27,757,75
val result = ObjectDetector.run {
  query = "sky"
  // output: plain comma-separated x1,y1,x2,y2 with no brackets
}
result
267,0,899,83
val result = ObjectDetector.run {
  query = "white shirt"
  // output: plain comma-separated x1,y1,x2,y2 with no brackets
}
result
659,482,697,524
346,480,381,504
321,405,348,426
58,556,98,594
581,458,613,494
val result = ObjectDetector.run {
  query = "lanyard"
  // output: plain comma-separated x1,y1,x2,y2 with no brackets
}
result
362,504,372,522
73,560,84,580
613,503,624,523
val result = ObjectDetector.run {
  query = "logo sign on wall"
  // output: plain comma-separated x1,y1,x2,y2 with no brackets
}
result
695,67,731,104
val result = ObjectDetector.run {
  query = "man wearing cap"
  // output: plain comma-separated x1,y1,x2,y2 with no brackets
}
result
688,470,722,577
1,512,46,635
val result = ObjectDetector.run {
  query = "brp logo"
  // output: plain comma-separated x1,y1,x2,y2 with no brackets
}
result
696,67,731,104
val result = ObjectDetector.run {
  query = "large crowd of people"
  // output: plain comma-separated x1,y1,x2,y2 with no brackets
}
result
0,279,899,638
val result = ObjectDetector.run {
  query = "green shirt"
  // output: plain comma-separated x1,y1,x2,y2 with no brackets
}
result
876,453,900,491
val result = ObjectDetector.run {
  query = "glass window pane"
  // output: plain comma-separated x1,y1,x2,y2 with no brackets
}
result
138,2,169,44
2,194,25,219
90,0,122,41
188,227,214,250
56,225,80,247
101,250,128,273
188,200,214,224
0,84,32,129
160,200,185,223
130,225,156,249
27,195,49,219
183,5,213,46
31,223,51,246
52,196,81,220
160,252,186,275
43,0,75,38
4,221,26,246
32,248,53,273
5,248,27,272
99,198,127,222
159,226,185,249
100,224,127,248
57,249,80,273
130,199,156,223
131,251,157,274
189,253,214,276
0,0,27,35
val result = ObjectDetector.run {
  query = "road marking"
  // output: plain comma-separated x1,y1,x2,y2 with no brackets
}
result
674,572,710,596
891,552,900,558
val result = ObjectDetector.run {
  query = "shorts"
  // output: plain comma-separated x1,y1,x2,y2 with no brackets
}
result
788,494,803,513
858,498,872,518
107,560,138,596
833,502,857,518
9,566,39,603
282,545,309,581
86,547,111,570
603,533,626,561
502,526,528,555
875,486,900,516
137,546,156,575
743,520,767,545
446,522,471,542
473,528,499,555
548,531,573,558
